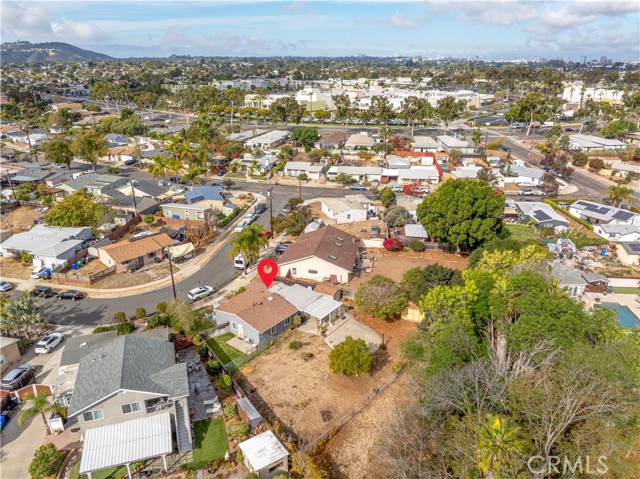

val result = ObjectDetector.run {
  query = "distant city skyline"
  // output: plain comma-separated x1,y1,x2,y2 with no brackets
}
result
2,1,639,61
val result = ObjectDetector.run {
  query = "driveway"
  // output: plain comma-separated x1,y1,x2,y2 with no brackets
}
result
0,325,91,479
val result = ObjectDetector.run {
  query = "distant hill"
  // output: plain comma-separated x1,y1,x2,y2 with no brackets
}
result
1,41,113,64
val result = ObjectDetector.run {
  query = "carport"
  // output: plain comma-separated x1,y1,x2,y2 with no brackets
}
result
79,413,174,479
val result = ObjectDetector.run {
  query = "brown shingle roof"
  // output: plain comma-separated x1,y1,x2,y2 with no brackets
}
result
217,282,298,333
99,233,173,263
278,225,360,272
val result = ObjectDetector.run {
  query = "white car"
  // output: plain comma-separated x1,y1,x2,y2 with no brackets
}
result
35,333,64,354
389,185,404,193
0,281,14,292
187,286,215,301
31,267,49,279
234,221,248,233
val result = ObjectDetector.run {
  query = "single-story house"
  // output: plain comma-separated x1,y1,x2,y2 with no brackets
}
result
513,201,570,230
57,173,129,197
105,191,159,216
233,153,278,174
397,167,440,185
62,330,193,478
327,166,382,183
161,203,214,222
501,165,545,186
104,133,129,147
7,167,55,184
227,129,266,142
45,169,84,188
317,131,346,150
385,156,411,169
97,233,174,272
617,242,640,266
216,285,299,347
277,225,361,284
593,224,640,242
395,196,422,221
404,223,429,241
582,272,610,294
105,146,137,163
238,430,289,479
318,194,372,224
0,337,21,374
115,179,175,201
268,282,344,328
610,161,640,178
344,134,374,150
411,136,440,153
436,135,474,154
245,130,289,149
569,200,640,226
551,262,587,298
0,225,92,268
185,185,226,211
451,166,483,179
569,134,626,152
283,162,324,180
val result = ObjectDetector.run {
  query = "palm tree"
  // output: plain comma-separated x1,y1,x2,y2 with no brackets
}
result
607,184,633,208
4,293,46,340
147,155,167,179
18,390,67,434
165,157,183,177
476,414,525,479
229,223,269,271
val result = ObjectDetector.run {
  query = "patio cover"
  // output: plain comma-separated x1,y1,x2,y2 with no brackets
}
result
168,242,194,259
79,413,173,475
302,295,342,320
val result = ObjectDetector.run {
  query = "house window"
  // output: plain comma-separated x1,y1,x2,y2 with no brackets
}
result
285,317,291,326
122,260,131,265
291,268,297,275
232,322,237,330
185,210,190,218
0,354,4,366
83,410,103,422
271,326,277,334
165,210,171,217
346,214,351,220
147,252,156,259
196,211,204,220
308,269,318,274
121,402,141,414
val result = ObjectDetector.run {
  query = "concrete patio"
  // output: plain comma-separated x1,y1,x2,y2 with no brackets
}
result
299,315,382,352
227,336,259,355
177,347,221,421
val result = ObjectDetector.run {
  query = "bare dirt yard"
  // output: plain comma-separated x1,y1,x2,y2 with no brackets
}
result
0,256,34,280
349,247,468,290
85,263,170,289
1,206,41,231
235,323,415,445
333,218,386,240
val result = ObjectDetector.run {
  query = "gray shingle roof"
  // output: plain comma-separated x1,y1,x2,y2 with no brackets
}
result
68,332,188,417
60,331,118,367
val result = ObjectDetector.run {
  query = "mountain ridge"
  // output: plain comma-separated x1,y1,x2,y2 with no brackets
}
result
1,41,113,64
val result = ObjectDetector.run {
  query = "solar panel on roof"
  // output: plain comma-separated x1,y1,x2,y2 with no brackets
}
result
533,210,551,221
613,211,633,220
628,243,640,253
190,195,205,203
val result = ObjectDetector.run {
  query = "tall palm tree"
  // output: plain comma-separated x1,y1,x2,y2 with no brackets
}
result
4,293,46,340
147,155,167,179
18,390,67,434
476,414,525,479
607,184,633,208
165,157,183,177
229,223,269,271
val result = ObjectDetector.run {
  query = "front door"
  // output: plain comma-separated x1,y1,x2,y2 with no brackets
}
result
137,256,144,266
237,324,245,340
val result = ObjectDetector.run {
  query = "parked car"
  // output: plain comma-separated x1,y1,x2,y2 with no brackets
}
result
123,158,138,167
126,263,142,273
244,213,256,224
0,281,14,292
255,203,267,214
370,225,381,237
57,290,84,301
564,128,574,132
187,286,215,301
233,252,247,270
349,184,367,191
216,169,226,176
0,364,35,391
30,267,51,279
35,333,65,354
30,286,54,298
275,241,292,255
389,185,403,193
234,220,248,233
498,144,512,153
282,204,292,214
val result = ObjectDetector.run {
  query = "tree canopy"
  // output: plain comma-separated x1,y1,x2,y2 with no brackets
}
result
329,336,373,377
417,179,505,250
291,127,319,148
355,274,407,321
45,191,108,230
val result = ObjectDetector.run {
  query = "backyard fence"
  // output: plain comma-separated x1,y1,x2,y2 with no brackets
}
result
305,365,407,453
0,201,19,215
51,265,116,285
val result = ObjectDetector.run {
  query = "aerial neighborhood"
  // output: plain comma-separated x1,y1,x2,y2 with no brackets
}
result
1,34,640,479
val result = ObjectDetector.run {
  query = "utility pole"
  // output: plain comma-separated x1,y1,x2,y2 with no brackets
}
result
130,179,138,216
267,187,273,234
166,246,177,301
298,176,302,199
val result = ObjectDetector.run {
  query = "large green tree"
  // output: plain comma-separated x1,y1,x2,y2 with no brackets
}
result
400,264,463,304
268,96,305,125
45,191,107,230
417,179,505,250
42,139,74,169
291,127,319,148
71,129,108,171
329,336,373,377
229,222,269,269
436,96,467,133
355,275,407,321
19,390,66,434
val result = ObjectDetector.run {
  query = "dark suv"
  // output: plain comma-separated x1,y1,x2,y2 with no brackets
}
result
255,203,267,214
30,286,54,298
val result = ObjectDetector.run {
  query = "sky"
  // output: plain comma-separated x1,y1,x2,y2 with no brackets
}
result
1,1,639,61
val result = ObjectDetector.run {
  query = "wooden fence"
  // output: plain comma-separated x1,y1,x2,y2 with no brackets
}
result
107,214,141,241
0,201,19,215
51,265,116,285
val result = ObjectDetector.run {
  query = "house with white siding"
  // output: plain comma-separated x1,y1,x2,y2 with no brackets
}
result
436,135,474,154
411,136,440,153
569,134,626,152
569,200,640,226
327,166,382,183
283,162,324,180
318,194,372,224
397,167,440,185
593,224,640,242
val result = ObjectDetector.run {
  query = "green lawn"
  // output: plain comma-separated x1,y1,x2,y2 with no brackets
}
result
613,287,640,294
505,224,541,243
225,173,245,179
191,418,229,467
71,462,129,479
207,333,243,364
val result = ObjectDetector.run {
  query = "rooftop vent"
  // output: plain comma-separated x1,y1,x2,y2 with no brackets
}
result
79,342,88,348
334,242,342,247
336,236,344,242
267,296,274,301
329,254,337,260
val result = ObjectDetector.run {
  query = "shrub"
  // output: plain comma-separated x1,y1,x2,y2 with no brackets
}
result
588,158,605,171
198,344,208,358
107,166,120,174
543,199,594,231
17,338,32,353
355,274,407,321
223,403,237,419
29,444,67,479
572,152,588,166
114,311,127,323
206,360,221,376
293,314,302,327
329,336,373,376
219,374,232,392
93,325,115,334
244,473,259,479
383,237,403,251
147,314,170,328
21,252,33,263
289,340,303,350
116,322,136,335
144,214,155,224
193,334,203,346
229,422,249,439
235,286,247,295
135,307,146,320
408,240,426,252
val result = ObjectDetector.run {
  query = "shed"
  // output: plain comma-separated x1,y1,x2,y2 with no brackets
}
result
0,337,21,374
237,396,262,430
238,430,289,479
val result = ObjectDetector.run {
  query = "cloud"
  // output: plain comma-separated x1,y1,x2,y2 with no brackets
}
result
424,0,538,26
1,1,110,43
387,12,428,29
281,1,317,16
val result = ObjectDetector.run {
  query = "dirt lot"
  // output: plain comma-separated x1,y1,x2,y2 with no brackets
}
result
85,263,170,289
349,248,468,290
0,256,34,280
321,372,415,479
333,218,385,240
1,206,42,231
235,325,414,445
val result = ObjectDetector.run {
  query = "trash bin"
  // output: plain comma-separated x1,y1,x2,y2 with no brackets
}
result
71,263,78,270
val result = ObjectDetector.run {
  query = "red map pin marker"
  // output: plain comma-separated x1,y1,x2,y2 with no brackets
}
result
257,259,278,288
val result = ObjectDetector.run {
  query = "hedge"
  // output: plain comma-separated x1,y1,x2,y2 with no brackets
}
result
543,199,593,231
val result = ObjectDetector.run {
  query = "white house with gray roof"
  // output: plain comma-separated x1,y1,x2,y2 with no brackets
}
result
283,161,324,179
57,173,128,197
327,166,382,182
569,200,640,226
397,167,440,185
569,134,626,152
411,136,440,153
501,164,545,186
513,201,570,230
318,194,372,224
436,135,474,154
593,224,640,242
245,130,289,149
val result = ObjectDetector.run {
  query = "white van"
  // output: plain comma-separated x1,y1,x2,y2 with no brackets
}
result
234,253,247,270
